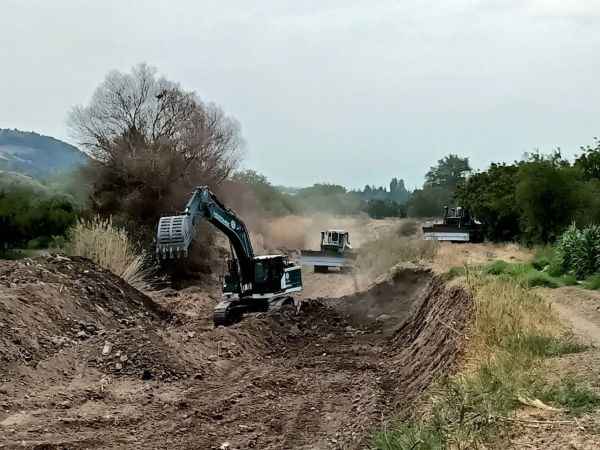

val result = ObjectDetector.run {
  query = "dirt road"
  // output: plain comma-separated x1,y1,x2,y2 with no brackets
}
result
544,287,600,345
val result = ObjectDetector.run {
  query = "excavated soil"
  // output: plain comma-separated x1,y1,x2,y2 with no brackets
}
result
0,256,472,450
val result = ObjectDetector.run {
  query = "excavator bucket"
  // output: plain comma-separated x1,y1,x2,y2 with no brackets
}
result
156,214,194,259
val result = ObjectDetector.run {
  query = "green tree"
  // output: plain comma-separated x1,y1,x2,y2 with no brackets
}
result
455,163,520,241
575,138,600,181
516,155,581,243
425,154,471,189
406,186,452,217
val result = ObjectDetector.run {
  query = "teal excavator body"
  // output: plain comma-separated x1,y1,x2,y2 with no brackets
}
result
156,187,302,326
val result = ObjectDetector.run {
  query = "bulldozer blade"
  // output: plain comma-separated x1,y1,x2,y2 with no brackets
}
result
300,250,353,268
422,226,470,242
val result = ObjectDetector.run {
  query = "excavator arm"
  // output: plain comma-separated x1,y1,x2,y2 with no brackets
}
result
156,186,255,286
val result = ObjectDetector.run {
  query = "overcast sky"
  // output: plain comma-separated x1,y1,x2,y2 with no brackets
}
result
2,0,600,189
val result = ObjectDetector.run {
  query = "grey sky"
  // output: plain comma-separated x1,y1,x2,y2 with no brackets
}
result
2,0,600,189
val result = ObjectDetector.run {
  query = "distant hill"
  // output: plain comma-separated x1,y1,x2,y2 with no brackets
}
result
0,129,89,179
0,170,49,194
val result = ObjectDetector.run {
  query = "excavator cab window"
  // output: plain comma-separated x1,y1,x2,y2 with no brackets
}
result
254,261,268,283
330,232,339,243
253,257,284,293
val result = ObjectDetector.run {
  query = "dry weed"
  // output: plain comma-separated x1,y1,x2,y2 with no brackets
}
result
68,216,154,291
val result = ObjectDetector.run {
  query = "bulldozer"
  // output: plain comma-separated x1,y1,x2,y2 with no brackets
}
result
422,206,483,243
300,230,356,272
155,186,302,326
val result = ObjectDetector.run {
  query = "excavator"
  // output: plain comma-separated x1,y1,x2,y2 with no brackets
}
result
155,186,302,326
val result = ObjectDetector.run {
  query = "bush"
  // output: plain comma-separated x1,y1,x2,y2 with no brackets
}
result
0,187,78,250
524,271,560,288
560,274,578,286
556,223,600,279
67,216,153,290
584,274,600,290
397,220,418,237
532,246,554,270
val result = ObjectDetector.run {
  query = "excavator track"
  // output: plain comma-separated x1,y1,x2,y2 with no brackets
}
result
212,296,295,327
213,301,241,327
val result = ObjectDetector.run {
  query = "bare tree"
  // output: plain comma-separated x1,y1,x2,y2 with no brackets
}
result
68,63,243,240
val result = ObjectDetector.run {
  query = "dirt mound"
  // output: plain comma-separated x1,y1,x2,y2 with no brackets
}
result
0,255,185,381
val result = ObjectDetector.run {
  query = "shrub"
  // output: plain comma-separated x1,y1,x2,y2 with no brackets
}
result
483,260,510,275
397,220,418,237
532,246,554,270
560,274,578,286
556,223,600,279
524,271,560,288
67,216,153,290
584,274,600,290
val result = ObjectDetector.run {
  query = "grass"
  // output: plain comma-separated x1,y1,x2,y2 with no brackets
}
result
474,259,591,289
536,377,600,415
584,274,600,290
397,220,419,237
67,216,155,291
372,271,590,449
505,334,588,358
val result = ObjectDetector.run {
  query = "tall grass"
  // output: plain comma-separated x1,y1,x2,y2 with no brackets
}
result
67,216,154,290
374,271,585,449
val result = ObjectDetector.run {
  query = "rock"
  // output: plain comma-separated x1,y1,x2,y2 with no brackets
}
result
375,314,392,322
119,354,128,362
76,330,88,339
219,442,231,450
289,325,301,336
187,331,196,338
102,342,112,356
115,362,123,370
58,400,72,409
207,355,218,361
345,325,354,332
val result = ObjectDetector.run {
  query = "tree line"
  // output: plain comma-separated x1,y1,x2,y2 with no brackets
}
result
456,143,600,244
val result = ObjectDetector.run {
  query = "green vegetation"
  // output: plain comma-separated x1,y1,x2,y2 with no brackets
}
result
373,274,591,449
584,274,600,290
556,223,600,279
407,154,470,217
457,148,600,244
537,377,600,415
0,186,78,252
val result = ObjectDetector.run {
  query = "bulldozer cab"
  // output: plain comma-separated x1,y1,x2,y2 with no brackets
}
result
320,230,351,253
